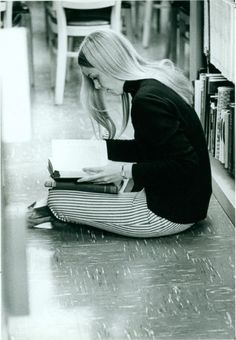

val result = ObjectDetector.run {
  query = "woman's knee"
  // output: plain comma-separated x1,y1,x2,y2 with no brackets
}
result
47,200,67,222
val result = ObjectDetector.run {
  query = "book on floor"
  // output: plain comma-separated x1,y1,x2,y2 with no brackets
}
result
46,139,129,194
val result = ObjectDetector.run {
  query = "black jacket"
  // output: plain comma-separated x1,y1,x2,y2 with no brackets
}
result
106,79,212,223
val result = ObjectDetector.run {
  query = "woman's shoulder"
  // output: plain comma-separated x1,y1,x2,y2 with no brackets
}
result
134,78,192,111
133,79,173,104
139,78,165,89
138,78,174,95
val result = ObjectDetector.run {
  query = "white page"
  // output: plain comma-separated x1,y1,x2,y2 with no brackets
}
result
51,139,108,176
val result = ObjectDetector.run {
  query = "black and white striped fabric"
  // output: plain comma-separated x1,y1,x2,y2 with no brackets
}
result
48,189,193,238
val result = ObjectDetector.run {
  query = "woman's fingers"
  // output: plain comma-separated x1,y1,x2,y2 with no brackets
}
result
78,165,123,183
77,174,115,184
91,179,112,184
77,173,104,183
78,167,109,183
83,167,103,173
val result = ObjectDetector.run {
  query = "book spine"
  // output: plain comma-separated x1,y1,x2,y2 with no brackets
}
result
208,103,213,152
219,109,226,164
223,109,230,169
215,86,234,160
208,100,217,155
228,105,235,177
211,102,217,157
215,107,221,160
199,73,207,131
44,180,119,194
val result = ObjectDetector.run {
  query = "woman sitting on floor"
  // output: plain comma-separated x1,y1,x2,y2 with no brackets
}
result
28,30,212,237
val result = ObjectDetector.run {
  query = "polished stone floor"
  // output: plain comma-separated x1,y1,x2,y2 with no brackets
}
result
3,2,235,340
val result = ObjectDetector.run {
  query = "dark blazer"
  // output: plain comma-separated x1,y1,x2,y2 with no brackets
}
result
106,79,212,223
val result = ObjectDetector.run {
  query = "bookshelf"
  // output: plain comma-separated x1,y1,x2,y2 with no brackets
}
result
208,0,235,224
190,0,235,224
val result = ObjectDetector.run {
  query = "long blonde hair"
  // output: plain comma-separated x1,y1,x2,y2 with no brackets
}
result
78,29,193,138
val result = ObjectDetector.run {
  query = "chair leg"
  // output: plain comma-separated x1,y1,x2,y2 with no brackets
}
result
123,7,133,39
178,14,186,70
55,30,67,105
66,36,73,82
20,11,35,86
142,0,153,48
156,8,161,33
4,1,13,28
133,1,141,38
44,3,49,45
168,6,178,63
164,7,172,59
49,32,55,89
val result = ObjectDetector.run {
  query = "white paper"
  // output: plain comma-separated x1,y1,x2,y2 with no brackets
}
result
51,139,108,177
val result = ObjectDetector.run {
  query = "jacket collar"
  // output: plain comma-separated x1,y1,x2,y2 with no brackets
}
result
123,80,141,96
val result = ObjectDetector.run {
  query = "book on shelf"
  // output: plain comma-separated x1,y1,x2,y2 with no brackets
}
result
208,99,217,157
223,108,230,169
228,104,235,177
46,139,129,194
216,86,234,163
194,73,231,140
194,73,235,178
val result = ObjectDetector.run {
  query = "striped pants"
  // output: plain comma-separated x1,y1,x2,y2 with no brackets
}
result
47,189,193,238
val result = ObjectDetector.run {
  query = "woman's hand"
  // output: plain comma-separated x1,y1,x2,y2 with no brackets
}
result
77,163,132,184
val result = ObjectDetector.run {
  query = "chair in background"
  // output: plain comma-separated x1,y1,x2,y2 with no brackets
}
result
142,0,170,49
47,1,121,105
141,0,190,74
0,2,6,28
121,1,135,39
0,1,11,28
177,5,190,71
167,1,190,73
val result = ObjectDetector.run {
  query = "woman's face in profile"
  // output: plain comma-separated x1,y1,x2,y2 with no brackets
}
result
81,66,124,96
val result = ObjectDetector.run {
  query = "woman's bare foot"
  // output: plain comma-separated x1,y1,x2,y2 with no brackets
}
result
26,202,54,228
26,201,70,230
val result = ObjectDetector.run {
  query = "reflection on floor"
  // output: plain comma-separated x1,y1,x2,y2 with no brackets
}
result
3,2,235,340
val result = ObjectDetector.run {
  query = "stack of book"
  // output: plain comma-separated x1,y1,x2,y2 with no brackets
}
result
45,139,129,194
194,73,235,177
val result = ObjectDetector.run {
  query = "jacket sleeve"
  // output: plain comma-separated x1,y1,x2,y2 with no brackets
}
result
131,94,200,189
106,139,141,162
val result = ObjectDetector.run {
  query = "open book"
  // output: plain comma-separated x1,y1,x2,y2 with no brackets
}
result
46,139,129,194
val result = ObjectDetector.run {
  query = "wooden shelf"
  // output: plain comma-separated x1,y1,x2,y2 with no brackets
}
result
210,155,235,224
